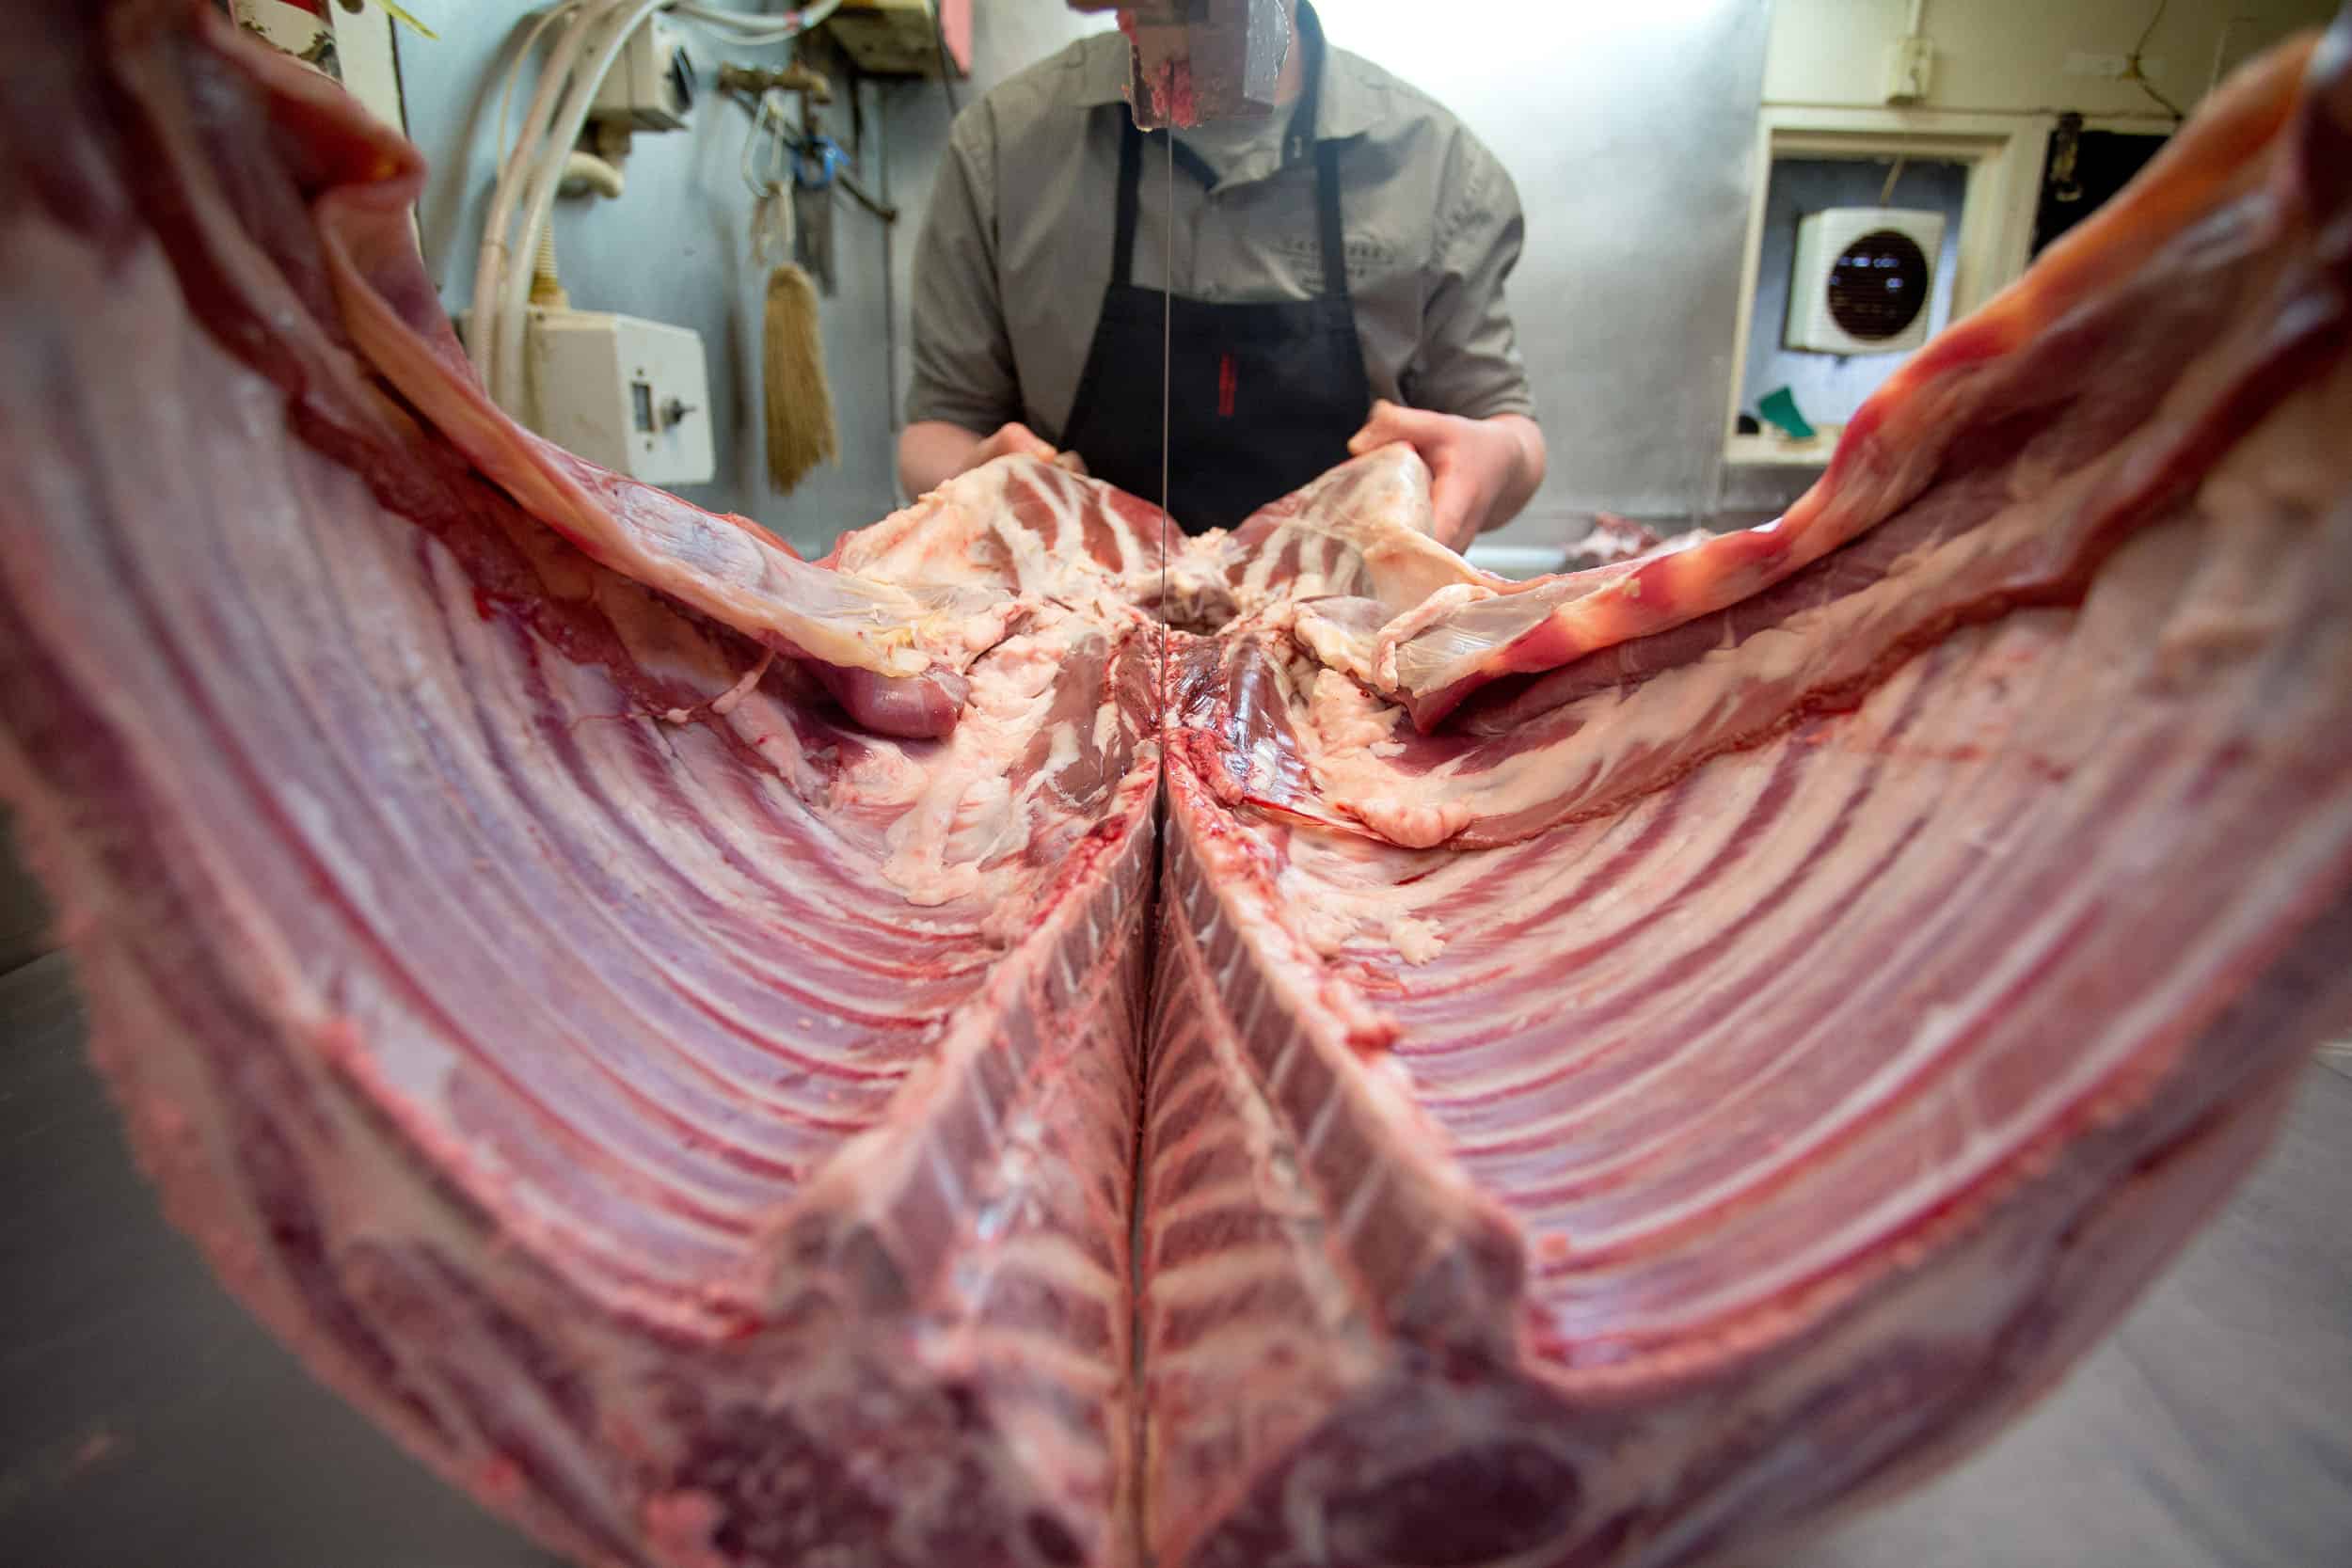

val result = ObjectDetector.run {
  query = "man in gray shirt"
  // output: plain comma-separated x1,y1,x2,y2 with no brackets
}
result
898,0,1546,546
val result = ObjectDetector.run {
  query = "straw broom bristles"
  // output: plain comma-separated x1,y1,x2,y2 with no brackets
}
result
763,262,837,493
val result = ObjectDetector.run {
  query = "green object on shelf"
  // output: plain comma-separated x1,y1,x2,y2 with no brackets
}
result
1757,386,1816,441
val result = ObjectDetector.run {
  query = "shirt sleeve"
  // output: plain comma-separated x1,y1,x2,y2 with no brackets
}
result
904,109,1024,434
1406,134,1538,423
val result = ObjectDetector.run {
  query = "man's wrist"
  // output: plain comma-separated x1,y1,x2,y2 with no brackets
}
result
1476,413,1544,536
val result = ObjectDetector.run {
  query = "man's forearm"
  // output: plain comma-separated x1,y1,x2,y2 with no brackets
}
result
1481,413,1548,534
897,420,988,500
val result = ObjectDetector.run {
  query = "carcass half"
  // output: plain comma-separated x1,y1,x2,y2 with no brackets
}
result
1,5,2349,1568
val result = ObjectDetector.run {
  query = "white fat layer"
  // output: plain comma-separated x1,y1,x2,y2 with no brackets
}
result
1292,673,1470,849
872,630,1073,908
1289,599,1384,685
1267,801,1465,969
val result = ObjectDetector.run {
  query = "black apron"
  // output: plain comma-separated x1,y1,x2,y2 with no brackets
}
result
1058,5,1372,536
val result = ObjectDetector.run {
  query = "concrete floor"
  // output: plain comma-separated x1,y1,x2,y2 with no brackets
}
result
2,947,2347,1567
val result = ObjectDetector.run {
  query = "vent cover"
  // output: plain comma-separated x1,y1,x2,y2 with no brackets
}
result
1785,207,1946,355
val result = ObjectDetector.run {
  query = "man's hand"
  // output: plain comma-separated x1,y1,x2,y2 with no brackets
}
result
965,420,1058,468
1347,401,1547,552
898,420,1066,499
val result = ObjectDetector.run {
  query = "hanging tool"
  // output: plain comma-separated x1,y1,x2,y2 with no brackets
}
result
763,261,837,492
737,79,839,493
723,62,896,297
727,51,899,491
793,124,847,294
739,86,798,269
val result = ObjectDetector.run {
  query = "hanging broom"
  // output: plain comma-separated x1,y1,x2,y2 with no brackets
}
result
763,261,838,493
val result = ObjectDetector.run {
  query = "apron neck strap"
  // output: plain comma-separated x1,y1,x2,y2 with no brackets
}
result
1282,2,1328,171
1112,2,1348,299
1313,137,1347,300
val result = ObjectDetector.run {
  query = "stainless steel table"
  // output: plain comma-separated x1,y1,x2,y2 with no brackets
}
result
5,947,2347,1568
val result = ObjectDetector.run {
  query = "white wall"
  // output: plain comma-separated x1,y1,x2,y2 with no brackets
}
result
1321,1,1772,543
1763,0,2336,115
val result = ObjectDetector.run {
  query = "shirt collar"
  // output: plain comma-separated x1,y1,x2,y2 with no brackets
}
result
1072,3,1377,145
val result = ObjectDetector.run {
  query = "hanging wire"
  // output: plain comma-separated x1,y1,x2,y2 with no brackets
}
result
495,2,580,159
1158,133,1172,689
2124,0,2187,121
670,2,845,46
740,88,792,199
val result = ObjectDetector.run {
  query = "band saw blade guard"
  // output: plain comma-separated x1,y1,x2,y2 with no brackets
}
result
1116,0,1292,130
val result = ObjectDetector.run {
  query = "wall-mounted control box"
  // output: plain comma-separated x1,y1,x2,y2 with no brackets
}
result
591,18,695,132
523,309,715,485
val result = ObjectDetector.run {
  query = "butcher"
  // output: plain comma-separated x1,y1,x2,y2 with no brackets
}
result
897,0,1549,546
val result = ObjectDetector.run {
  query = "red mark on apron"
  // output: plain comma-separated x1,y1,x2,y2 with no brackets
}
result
1217,353,1237,419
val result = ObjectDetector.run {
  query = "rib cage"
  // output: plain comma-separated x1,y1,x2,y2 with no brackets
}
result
3,5,2350,1568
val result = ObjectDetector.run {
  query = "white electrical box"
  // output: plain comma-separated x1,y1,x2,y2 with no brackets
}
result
524,309,715,485
591,17,695,132
1785,207,1946,356
1883,34,1933,103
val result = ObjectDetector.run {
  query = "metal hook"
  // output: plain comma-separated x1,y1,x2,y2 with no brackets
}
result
739,90,791,200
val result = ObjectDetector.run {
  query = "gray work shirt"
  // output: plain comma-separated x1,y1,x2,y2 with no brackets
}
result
905,26,1536,443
